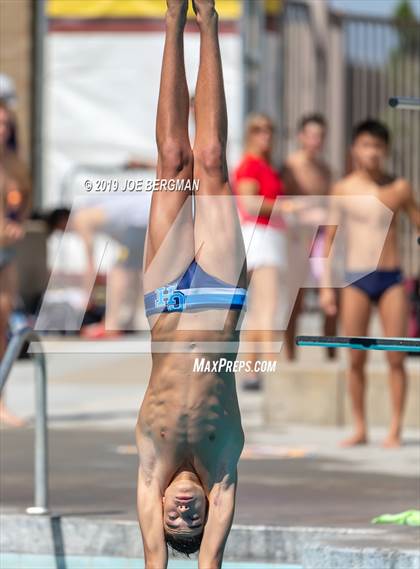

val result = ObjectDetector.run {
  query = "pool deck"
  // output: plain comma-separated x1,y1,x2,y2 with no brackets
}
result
1,423,419,526
1,336,419,567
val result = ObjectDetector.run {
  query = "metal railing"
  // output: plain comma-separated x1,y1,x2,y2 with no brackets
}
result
0,327,49,515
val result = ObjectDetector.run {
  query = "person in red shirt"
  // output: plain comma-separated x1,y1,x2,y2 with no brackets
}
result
234,113,287,390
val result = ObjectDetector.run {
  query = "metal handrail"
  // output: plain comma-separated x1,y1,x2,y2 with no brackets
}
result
0,327,49,515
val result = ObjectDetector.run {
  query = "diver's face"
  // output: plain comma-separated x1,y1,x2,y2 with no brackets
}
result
163,479,207,536
352,133,388,172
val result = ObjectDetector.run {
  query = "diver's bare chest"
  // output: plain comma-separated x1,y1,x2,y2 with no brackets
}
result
143,404,237,445
140,387,239,444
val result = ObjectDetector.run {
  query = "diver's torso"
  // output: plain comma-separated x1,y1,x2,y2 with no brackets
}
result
138,310,244,487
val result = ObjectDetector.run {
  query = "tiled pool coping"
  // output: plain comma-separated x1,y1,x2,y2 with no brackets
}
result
0,554,301,569
1,514,418,568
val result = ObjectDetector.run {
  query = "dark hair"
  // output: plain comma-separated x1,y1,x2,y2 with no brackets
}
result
352,119,390,145
45,207,71,233
298,113,327,132
0,100,18,152
164,530,203,556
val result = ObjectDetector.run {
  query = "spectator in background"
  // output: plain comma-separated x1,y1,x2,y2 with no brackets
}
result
70,194,151,337
282,113,336,360
0,100,31,427
234,113,287,390
0,74,19,152
320,119,419,448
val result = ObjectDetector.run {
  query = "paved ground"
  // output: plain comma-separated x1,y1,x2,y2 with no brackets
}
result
1,331,419,528
1,425,419,527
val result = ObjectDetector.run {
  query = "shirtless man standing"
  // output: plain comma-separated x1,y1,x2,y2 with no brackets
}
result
135,1,247,567
283,114,335,359
320,119,419,448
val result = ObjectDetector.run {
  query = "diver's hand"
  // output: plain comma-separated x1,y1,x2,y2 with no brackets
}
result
145,561,168,569
199,557,221,569
320,288,337,317
144,552,168,569
0,220,25,246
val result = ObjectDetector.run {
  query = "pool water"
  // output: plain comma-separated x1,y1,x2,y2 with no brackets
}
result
0,553,301,569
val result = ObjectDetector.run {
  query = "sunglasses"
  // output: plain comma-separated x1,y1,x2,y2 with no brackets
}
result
251,124,275,134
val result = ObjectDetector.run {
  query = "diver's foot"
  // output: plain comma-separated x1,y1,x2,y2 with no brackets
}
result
339,432,368,447
166,0,188,20
192,0,216,24
0,403,27,428
382,434,401,448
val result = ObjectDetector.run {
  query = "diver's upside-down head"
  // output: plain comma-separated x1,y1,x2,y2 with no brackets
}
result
162,471,209,555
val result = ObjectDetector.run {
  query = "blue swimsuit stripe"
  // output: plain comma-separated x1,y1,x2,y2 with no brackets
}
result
144,288,247,316
144,261,247,317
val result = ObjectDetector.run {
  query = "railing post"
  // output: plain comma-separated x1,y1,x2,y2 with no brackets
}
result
27,350,49,514
241,0,265,120
0,327,50,515
328,14,346,178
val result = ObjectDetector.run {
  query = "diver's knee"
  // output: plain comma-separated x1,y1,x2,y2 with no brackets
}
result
158,139,192,177
193,142,226,177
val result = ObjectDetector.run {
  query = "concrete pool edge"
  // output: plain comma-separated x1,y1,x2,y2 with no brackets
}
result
302,530,420,569
1,513,419,568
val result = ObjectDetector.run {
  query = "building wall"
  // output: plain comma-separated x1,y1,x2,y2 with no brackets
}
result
0,0,33,165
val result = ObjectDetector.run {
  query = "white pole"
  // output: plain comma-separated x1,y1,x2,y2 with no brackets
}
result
33,0,47,208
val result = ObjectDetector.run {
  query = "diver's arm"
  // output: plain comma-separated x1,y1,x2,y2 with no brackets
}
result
137,473,168,569
198,469,237,569
136,431,168,569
